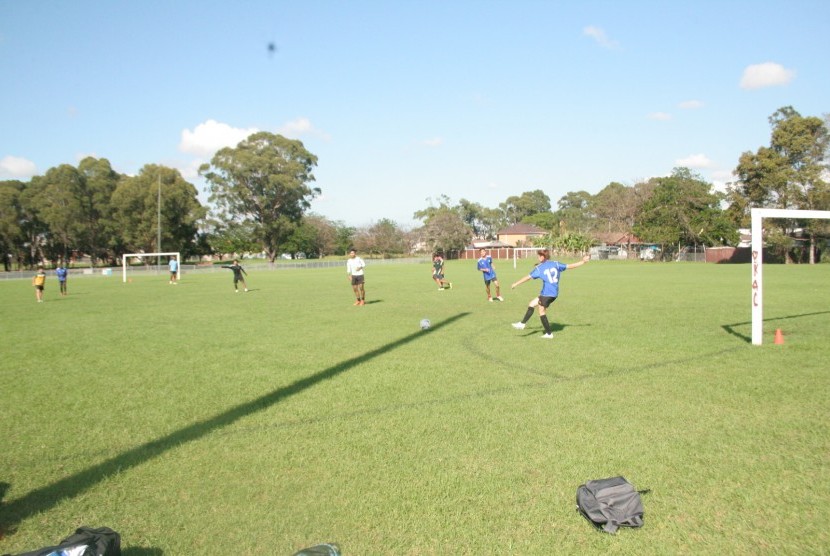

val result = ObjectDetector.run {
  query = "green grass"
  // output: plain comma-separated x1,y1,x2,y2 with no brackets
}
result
1,259,828,554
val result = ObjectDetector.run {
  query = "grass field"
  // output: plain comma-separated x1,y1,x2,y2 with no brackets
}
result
1,258,828,555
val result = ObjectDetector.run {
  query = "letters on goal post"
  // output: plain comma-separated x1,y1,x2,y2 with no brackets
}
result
750,209,830,345
122,252,181,282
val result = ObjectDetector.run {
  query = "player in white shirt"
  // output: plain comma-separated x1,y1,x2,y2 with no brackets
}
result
346,248,366,305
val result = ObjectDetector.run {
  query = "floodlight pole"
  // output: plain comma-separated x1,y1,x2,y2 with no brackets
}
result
157,173,162,273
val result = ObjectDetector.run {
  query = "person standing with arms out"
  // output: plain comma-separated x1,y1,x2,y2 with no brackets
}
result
55,261,68,297
221,259,249,292
32,265,46,303
432,253,452,290
477,248,503,302
511,250,590,339
346,248,366,306
168,256,178,285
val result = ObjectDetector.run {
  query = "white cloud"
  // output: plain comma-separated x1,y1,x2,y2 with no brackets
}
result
179,120,259,157
421,137,444,148
678,100,704,109
740,62,795,90
277,117,330,140
647,112,672,121
0,155,37,178
675,153,713,168
583,25,619,49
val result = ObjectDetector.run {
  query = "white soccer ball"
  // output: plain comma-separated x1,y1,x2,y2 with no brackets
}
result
420,318,431,330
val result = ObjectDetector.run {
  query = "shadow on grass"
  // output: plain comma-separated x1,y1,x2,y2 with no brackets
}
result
515,321,590,337
0,312,470,535
123,548,164,555
721,310,830,343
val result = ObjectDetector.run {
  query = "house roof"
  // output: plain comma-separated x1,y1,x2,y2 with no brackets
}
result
497,223,547,235
593,232,641,245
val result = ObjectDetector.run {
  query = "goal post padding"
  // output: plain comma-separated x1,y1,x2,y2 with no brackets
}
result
122,252,181,282
750,208,830,345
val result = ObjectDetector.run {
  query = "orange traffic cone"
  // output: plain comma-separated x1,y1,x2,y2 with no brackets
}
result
774,328,784,345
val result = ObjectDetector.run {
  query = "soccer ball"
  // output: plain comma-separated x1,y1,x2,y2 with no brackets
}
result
420,318,431,330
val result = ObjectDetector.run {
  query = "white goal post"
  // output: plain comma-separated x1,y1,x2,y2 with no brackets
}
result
750,208,830,345
122,252,181,283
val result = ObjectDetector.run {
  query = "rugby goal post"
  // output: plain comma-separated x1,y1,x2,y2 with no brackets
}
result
751,208,830,345
122,252,181,283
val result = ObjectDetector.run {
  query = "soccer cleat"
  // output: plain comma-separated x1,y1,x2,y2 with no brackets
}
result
448,282,453,289
488,297,493,302
235,290,239,293
512,322,526,330
438,287,444,291
244,288,248,292
496,296,504,301
541,333,553,339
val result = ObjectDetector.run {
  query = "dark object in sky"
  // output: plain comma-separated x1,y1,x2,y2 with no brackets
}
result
267,42,277,55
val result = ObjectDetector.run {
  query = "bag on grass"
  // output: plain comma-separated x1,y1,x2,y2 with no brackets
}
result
292,543,340,556
8,526,121,556
576,476,646,534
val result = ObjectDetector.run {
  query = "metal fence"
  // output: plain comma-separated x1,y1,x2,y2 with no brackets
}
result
0,257,431,281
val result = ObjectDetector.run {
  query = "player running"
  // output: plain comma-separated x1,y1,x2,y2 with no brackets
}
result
346,248,366,305
221,259,249,292
432,253,452,290
511,250,590,339
476,248,503,302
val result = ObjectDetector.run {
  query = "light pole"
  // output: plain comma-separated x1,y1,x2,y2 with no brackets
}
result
157,173,162,273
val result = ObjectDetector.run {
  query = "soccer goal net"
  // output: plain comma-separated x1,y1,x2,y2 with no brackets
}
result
750,208,830,345
122,252,181,283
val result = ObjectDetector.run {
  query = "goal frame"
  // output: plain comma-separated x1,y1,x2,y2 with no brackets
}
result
122,252,181,283
750,208,830,345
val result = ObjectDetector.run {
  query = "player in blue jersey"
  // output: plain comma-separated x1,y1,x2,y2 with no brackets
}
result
55,262,68,296
476,248,503,302
168,257,178,284
510,249,590,339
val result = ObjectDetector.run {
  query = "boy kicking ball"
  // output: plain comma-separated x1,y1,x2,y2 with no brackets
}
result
511,250,590,339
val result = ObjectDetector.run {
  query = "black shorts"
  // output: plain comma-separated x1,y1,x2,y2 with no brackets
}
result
538,295,557,308
351,275,365,286
484,278,497,286
434,273,444,280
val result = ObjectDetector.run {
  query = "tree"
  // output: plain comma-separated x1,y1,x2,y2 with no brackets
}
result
353,219,407,257
27,165,87,264
0,180,24,270
553,191,594,235
77,157,121,266
499,189,551,224
730,106,830,263
422,209,473,254
110,165,205,258
634,168,736,256
205,219,259,259
200,132,319,262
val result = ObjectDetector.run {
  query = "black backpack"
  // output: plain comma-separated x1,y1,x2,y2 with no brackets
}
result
576,476,647,534
7,526,121,556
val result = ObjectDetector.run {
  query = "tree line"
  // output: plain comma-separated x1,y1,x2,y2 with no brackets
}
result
1,106,828,270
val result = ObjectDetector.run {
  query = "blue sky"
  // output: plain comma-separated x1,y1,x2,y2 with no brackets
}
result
1,1,828,228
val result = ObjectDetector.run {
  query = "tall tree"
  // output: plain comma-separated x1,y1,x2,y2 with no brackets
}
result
200,132,319,262
0,180,24,270
77,157,121,266
731,106,830,262
27,165,87,264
